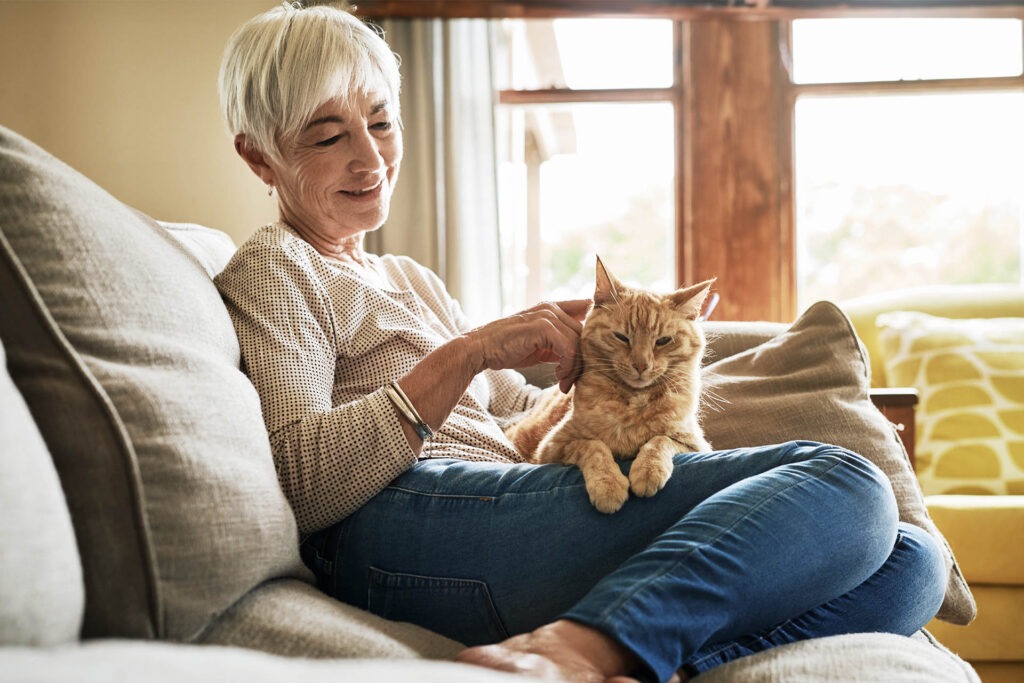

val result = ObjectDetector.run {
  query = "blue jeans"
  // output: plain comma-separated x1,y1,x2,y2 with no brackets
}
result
301,442,946,683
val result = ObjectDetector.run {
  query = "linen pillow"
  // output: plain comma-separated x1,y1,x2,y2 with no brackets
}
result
0,335,84,645
0,124,307,640
701,301,975,625
876,311,1024,497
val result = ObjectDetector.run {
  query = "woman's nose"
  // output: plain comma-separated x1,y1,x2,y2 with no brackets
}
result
347,129,383,173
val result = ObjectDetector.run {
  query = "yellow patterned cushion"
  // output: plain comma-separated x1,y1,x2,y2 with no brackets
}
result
877,311,1024,496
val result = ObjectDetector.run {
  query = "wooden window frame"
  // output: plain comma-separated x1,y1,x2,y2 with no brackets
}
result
359,1,1024,320
356,2,1024,21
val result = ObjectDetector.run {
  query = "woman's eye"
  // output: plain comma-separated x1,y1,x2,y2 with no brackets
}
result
315,135,342,147
371,120,393,132
613,332,630,344
656,336,672,347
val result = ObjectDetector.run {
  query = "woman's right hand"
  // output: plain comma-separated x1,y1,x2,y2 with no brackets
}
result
463,300,590,393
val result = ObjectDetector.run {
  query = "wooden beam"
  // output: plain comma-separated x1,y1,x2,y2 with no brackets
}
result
498,88,673,105
685,19,794,321
354,1,1024,20
793,74,1024,96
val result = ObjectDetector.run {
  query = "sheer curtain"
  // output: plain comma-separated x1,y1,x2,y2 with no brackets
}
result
369,18,503,324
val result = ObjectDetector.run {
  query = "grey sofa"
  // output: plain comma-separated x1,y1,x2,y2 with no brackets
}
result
0,123,981,682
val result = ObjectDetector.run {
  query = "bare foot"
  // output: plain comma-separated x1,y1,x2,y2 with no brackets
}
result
455,620,641,682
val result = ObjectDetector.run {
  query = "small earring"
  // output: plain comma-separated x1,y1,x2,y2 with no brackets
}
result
266,184,275,197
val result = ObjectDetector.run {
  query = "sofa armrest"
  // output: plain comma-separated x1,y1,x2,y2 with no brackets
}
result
870,388,919,470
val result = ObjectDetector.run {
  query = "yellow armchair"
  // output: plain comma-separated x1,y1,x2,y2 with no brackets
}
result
841,284,1024,683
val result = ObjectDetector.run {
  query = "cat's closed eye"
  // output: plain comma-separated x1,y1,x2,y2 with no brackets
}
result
613,332,630,344
655,336,672,347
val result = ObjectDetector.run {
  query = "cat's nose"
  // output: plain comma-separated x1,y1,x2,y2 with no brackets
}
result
633,360,649,374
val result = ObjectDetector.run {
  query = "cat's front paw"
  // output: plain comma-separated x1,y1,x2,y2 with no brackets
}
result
586,470,630,514
629,456,672,498
630,435,677,497
674,432,711,453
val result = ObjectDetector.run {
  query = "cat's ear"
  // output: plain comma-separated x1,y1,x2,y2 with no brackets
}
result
594,256,623,306
670,278,716,320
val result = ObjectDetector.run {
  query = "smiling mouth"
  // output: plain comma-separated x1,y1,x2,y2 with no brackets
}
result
341,178,384,197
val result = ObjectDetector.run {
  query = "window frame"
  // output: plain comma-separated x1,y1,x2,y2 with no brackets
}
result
360,2,1024,320
782,20,1024,311
494,21,684,310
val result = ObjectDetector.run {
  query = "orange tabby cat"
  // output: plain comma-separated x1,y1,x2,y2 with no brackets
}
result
506,258,714,513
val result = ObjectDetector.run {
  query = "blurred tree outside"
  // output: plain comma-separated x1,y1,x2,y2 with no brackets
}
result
543,183,673,301
798,181,1021,309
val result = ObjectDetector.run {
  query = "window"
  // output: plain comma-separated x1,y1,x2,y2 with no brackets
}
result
493,19,676,313
363,4,1024,322
790,18,1024,310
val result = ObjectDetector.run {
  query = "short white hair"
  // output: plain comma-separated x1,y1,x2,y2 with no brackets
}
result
219,2,401,158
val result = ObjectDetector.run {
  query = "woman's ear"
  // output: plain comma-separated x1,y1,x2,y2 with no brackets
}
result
234,134,275,186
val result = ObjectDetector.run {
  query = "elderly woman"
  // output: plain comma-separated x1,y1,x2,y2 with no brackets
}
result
214,4,945,682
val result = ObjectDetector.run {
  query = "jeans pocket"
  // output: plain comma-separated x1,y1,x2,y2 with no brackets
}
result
366,567,509,646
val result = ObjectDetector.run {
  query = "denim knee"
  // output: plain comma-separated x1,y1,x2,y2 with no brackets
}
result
892,523,947,633
814,444,899,532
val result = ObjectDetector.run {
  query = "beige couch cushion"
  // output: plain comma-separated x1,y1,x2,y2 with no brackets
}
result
0,632,976,683
701,301,975,625
0,124,306,641
199,579,462,660
0,641,516,683
159,220,238,278
697,631,979,683
0,335,84,645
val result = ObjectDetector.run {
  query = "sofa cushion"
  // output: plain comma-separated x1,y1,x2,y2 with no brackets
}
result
159,220,238,278
0,632,978,683
0,641,520,683
0,335,84,646
926,584,1024,663
876,310,1024,496
840,284,1024,388
701,301,975,625
199,578,462,660
0,124,306,641
696,631,980,683
927,494,1024,586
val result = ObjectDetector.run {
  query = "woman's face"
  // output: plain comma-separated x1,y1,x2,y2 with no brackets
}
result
269,87,402,250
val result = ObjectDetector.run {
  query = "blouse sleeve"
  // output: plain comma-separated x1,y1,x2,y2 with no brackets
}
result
215,238,417,535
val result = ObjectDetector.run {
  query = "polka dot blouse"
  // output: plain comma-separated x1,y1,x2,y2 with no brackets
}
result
215,222,540,534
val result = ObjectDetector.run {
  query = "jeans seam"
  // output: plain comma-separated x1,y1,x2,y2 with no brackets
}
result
387,482,586,500
329,521,351,599
686,619,789,671
366,566,511,642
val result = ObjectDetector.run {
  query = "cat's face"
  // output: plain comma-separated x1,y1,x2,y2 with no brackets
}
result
581,260,713,390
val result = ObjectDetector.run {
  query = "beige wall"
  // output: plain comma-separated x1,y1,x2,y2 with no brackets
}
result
0,0,281,244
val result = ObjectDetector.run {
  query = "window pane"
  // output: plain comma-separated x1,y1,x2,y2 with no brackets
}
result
496,103,674,313
792,19,1023,84
495,18,673,90
795,92,1024,311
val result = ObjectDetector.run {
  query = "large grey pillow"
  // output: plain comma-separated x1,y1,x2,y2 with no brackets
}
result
0,125,306,641
702,301,975,625
0,335,84,645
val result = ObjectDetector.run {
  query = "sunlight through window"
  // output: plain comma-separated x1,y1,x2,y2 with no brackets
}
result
793,19,1024,310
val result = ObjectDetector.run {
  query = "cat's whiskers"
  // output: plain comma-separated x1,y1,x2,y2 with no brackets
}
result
698,373,732,414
